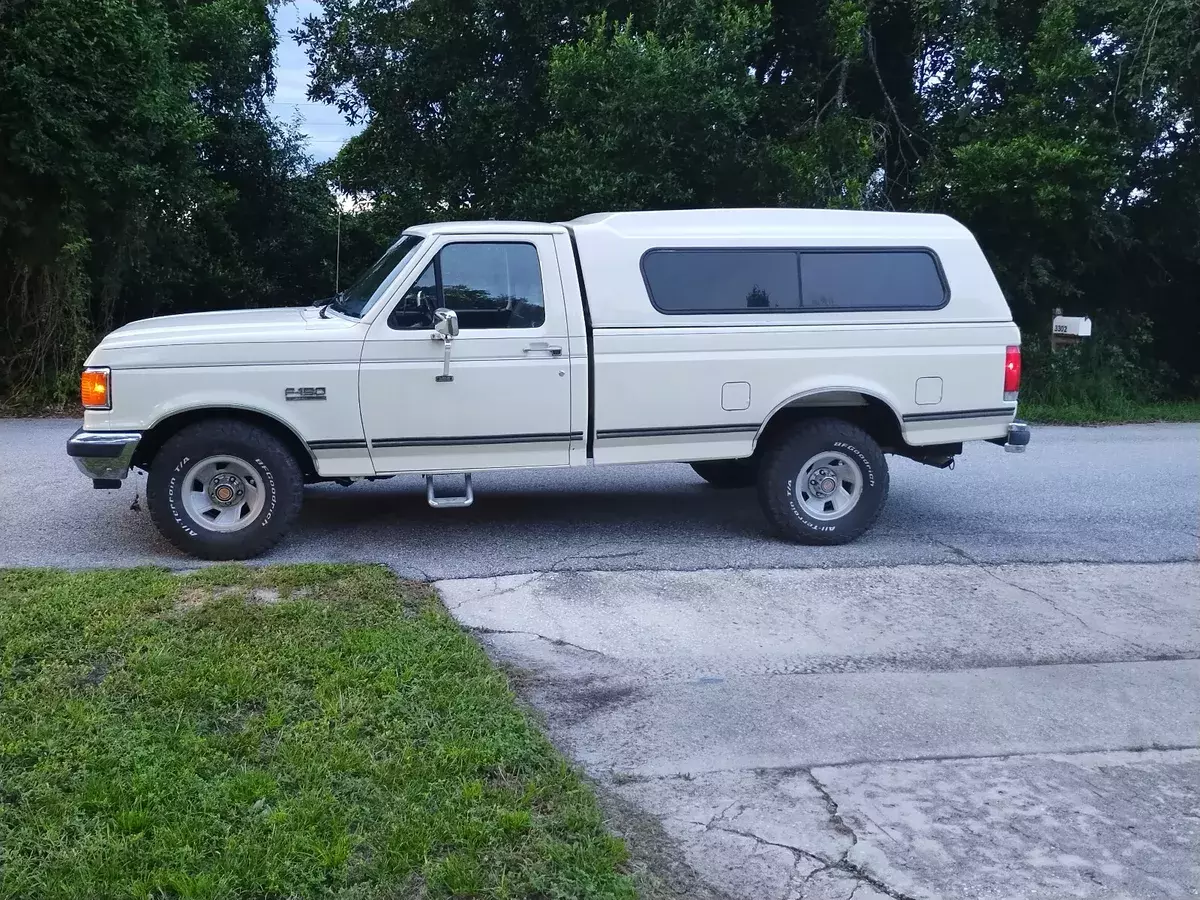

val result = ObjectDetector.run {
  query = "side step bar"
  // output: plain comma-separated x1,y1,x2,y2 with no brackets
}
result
426,473,474,508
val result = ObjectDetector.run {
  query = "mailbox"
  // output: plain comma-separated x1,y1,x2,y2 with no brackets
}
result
1052,315,1092,337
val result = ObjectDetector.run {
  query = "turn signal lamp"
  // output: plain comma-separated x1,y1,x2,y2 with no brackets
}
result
81,368,111,410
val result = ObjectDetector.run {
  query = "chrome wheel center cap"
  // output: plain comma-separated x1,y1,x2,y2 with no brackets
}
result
809,467,839,498
209,474,244,507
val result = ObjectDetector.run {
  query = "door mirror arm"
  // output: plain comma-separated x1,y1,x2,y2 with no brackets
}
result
431,308,459,382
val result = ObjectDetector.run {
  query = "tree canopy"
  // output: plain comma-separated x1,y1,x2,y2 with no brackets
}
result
2,0,1198,403
0,0,337,403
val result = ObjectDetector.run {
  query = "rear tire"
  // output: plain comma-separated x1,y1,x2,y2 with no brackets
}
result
147,419,304,560
689,458,759,489
757,418,889,545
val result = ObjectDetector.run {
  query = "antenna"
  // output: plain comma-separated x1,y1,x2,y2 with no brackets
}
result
335,204,342,294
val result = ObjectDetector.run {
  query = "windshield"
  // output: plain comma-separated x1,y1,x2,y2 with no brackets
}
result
332,234,424,318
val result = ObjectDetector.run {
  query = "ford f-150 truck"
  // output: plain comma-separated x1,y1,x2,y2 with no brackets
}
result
68,208,1030,559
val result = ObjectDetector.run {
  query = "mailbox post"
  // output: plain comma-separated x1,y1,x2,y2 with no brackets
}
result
1050,307,1093,352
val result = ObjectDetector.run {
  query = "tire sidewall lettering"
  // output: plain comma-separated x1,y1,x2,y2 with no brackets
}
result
254,457,278,528
832,441,875,487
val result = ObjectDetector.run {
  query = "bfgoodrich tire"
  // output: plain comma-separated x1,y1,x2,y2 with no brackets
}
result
757,418,889,545
689,458,759,489
147,419,304,560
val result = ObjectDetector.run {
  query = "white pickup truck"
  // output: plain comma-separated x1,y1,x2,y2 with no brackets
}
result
68,208,1030,560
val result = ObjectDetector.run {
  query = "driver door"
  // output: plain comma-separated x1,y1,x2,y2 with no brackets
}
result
359,234,576,474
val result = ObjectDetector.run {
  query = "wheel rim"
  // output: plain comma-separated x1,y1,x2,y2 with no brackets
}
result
795,450,863,521
181,455,266,533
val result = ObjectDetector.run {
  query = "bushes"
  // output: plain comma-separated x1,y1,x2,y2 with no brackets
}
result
1020,318,1194,422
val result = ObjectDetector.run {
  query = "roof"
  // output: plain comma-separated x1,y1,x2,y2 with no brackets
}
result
404,209,972,243
565,208,969,240
407,220,565,236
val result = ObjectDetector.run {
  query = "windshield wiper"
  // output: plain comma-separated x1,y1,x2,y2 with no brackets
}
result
316,292,344,319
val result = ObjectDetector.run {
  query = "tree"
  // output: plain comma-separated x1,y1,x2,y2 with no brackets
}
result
0,0,341,404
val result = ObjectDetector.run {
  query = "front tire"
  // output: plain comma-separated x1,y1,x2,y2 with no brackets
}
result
757,418,889,545
146,419,304,560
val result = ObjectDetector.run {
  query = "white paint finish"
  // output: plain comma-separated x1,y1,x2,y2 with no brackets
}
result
591,321,1018,461
551,231,592,467
86,307,364,360
914,376,943,405
76,208,1024,491
721,382,751,411
92,361,369,477
360,233,574,473
594,433,760,465
567,208,1012,328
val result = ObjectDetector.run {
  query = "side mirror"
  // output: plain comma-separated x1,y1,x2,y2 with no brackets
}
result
433,308,460,339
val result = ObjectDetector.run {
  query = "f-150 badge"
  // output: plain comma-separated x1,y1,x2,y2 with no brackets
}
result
285,387,326,401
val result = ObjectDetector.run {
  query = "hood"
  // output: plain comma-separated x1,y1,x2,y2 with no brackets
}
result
96,306,361,349
85,305,366,367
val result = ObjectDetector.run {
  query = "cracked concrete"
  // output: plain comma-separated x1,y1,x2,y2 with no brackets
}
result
440,561,1200,899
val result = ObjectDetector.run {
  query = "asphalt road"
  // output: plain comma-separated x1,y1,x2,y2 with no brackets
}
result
1,418,1197,573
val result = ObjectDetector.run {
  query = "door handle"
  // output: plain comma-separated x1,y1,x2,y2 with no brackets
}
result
523,343,563,356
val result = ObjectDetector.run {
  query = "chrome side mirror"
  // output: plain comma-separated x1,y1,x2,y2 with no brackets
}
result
431,308,459,382
433,308,459,338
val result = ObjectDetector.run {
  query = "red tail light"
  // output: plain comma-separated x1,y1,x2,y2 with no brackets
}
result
1004,345,1021,400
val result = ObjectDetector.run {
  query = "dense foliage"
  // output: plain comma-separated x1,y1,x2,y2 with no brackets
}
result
2,0,1198,405
0,0,338,405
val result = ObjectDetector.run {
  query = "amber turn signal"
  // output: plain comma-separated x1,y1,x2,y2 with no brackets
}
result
81,368,111,409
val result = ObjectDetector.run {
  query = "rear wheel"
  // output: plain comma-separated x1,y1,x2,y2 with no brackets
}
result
689,458,759,489
757,418,889,545
147,419,304,560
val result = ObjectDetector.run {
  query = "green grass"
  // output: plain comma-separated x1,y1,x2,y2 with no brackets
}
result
1020,399,1200,425
0,565,634,900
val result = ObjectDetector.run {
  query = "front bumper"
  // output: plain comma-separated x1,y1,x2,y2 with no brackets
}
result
67,428,142,483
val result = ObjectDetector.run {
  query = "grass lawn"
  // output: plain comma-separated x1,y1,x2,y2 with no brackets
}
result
1019,399,1200,425
0,565,634,900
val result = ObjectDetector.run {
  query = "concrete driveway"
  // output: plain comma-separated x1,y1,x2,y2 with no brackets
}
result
441,562,1200,900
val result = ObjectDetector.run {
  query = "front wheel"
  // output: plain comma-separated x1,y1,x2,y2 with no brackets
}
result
146,420,304,560
757,418,889,545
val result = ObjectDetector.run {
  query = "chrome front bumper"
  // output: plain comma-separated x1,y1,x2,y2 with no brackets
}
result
67,428,142,483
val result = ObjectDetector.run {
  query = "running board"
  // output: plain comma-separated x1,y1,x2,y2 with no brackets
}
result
426,473,474,508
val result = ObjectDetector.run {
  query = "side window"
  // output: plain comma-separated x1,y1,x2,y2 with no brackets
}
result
388,262,436,329
642,250,801,314
388,242,546,330
439,242,545,329
800,251,947,309
640,247,948,314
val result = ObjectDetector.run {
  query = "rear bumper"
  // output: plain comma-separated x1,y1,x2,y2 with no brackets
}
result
988,421,1031,453
66,428,142,482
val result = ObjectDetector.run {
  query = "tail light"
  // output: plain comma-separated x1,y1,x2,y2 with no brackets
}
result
1003,346,1021,401
81,368,111,410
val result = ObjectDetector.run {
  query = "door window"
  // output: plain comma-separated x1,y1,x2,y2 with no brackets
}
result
389,241,546,329
388,261,437,329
